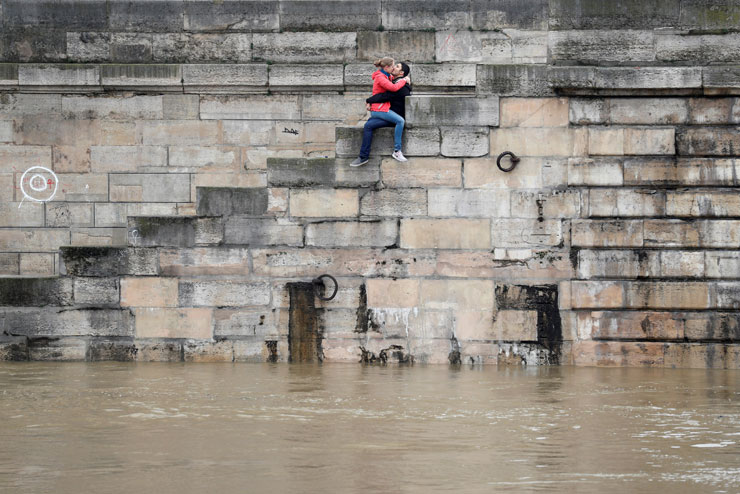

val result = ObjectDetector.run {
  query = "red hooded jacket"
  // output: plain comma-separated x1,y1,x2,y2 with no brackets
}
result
369,69,407,112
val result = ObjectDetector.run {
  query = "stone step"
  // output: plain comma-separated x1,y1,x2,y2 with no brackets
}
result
127,217,223,248
335,126,440,158
266,157,380,188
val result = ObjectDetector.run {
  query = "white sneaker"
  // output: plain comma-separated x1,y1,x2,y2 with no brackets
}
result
392,150,408,162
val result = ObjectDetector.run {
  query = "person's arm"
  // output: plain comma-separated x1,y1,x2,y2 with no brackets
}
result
367,82,411,103
375,75,407,92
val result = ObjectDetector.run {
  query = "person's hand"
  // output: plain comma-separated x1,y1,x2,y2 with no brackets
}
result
366,103,371,111
403,75,411,83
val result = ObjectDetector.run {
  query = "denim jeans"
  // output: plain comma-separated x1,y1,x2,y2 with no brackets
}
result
359,117,392,159
370,110,405,151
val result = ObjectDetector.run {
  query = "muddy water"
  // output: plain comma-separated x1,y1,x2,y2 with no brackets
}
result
0,364,738,494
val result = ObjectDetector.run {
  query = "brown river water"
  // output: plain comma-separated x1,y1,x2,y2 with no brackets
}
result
0,363,738,494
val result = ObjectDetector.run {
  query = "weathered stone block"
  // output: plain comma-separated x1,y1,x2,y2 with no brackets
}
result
152,33,252,63
366,279,419,308
477,64,551,96
224,218,303,246
436,250,572,281
587,188,665,217
0,145,52,172
491,219,562,247
464,156,560,189
289,189,358,217
109,33,154,63
74,277,119,306
139,120,219,146
110,173,190,202
120,277,178,308
0,278,72,306
335,126,440,158
182,64,267,91
688,97,735,124
253,32,356,63
0,253,20,276
511,189,581,219
470,0,549,30
2,307,133,338
19,64,100,87
0,202,44,227
571,220,644,247
441,127,489,157
90,145,167,172
360,189,427,217
214,308,280,338
381,157,461,187
358,31,435,62
580,311,683,341
62,94,163,120
677,127,740,156
549,0,680,29
134,307,213,339
109,0,184,31
179,281,270,307
706,251,740,279
576,249,656,280
280,0,380,31
201,94,301,121
412,63,477,89
567,157,623,186
610,98,688,125
183,0,279,32
128,217,223,247
380,0,470,30
163,94,199,119
550,30,655,64
436,30,511,63
401,218,491,249
428,189,510,217
60,247,158,277
500,97,568,127
101,64,181,89
266,157,335,187
703,66,740,94
158,247,248,276
407,95,499,127
19,253,57,276
45,203,94,228
269,64,344,90
421,280,494,310
657,33,740,64
625,282,711,310
196,187,268,217
666,191,740,217
0,229,70,252
305,220,397,247
624,128,676,155
491,127,587,157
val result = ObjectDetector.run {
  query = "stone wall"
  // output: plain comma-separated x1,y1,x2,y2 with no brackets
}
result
1,0,740,367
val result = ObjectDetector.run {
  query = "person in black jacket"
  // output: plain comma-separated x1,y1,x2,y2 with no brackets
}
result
349,62,412,167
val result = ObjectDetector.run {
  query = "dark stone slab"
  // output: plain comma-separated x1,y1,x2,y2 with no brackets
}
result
549,0,681,30
677,127,740,155
0,308,135,337
267,158,336,187
381,0,472,30
183,0,279,32
496,284,559,310
280,0,381,31
469,0,548,30
87,338,137,361
0,334,29,361
679,0,740,30
0,278,73,307
128,217,223,247
196,187,269,217
477,64,552,96
0,28,67,62
2,1,108,30
109,0,185,32
60,247,158,277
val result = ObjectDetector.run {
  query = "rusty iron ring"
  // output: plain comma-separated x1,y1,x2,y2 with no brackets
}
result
313,274,338,301
496,151,520,172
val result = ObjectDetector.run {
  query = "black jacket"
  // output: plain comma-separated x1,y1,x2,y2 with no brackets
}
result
366,83,412,118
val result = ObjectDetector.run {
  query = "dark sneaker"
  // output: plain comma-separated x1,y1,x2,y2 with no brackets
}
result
349,157,369,167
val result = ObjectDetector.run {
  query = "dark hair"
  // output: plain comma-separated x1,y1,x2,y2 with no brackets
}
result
400,62,410,77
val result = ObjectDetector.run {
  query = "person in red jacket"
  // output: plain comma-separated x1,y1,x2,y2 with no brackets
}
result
367,57,410,162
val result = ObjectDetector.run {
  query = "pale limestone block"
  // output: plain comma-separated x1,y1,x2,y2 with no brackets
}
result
464,156,547,189
179,281,270,307
495,310,538,341
0,145,52,172
625,282,711,310
428,189,510,217
45,203,94,227
305,220,397,248
411,63,477,88
706,251,740,278
624,128,675,155
571,281,625,309
19,253,55,276
491,127,587,157
223,218,303,247
0,229,70,251
134,307,213,339
200,94,301,120
159,248,249,277
366,279,420,309
182,340,235,363
98,121,137,146
588,128,624,155
90,145,167,172
70,227,127,247
559,281,572,310
163,94,199,120
51,145,90,173
643,219,701,248
182,64,267,90
168,146,240,170
0,121,13,142
699,220,740,247
572,341,666,368
588,189,665,217
569,98,608,124
454,310,494,340
61,95,163,120
192,173,266,193
222,120,273,146
302,93,368,124
420,279,494,310
252,32,356,63
660,251,705,278
139,120,220,146
0,202,44,227
0,94,61,118
549,30,655,63
500,98,569,127
357,31,435,62
571,220,643,247
94,203,178,228
567,158,623,186
121,277,178,308
576,250,660,280
609,98,688,125
436,30,512,63
510,189,581,219
101,64,181,88
622,158,683,186
50,173,108,202
289,189,358,218
509,30,548,64
400,218,491,249
666,191,740,217
406,95,499,126
491,218,562,248
269,64,344,89
19,64,99,86
440,127,489,157
360,189,427,217
381,157,462,188
109,173,190,202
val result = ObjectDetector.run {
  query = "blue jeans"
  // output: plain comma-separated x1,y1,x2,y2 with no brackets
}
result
359,117,393,160
370,110,405,152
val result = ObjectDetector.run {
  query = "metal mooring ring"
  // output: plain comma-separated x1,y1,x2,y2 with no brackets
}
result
496,151,520,172
313,274,338,301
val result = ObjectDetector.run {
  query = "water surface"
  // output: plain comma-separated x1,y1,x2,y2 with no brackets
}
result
0,363,738,493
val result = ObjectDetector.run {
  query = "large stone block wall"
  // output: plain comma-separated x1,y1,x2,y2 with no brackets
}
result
1,0,740,367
